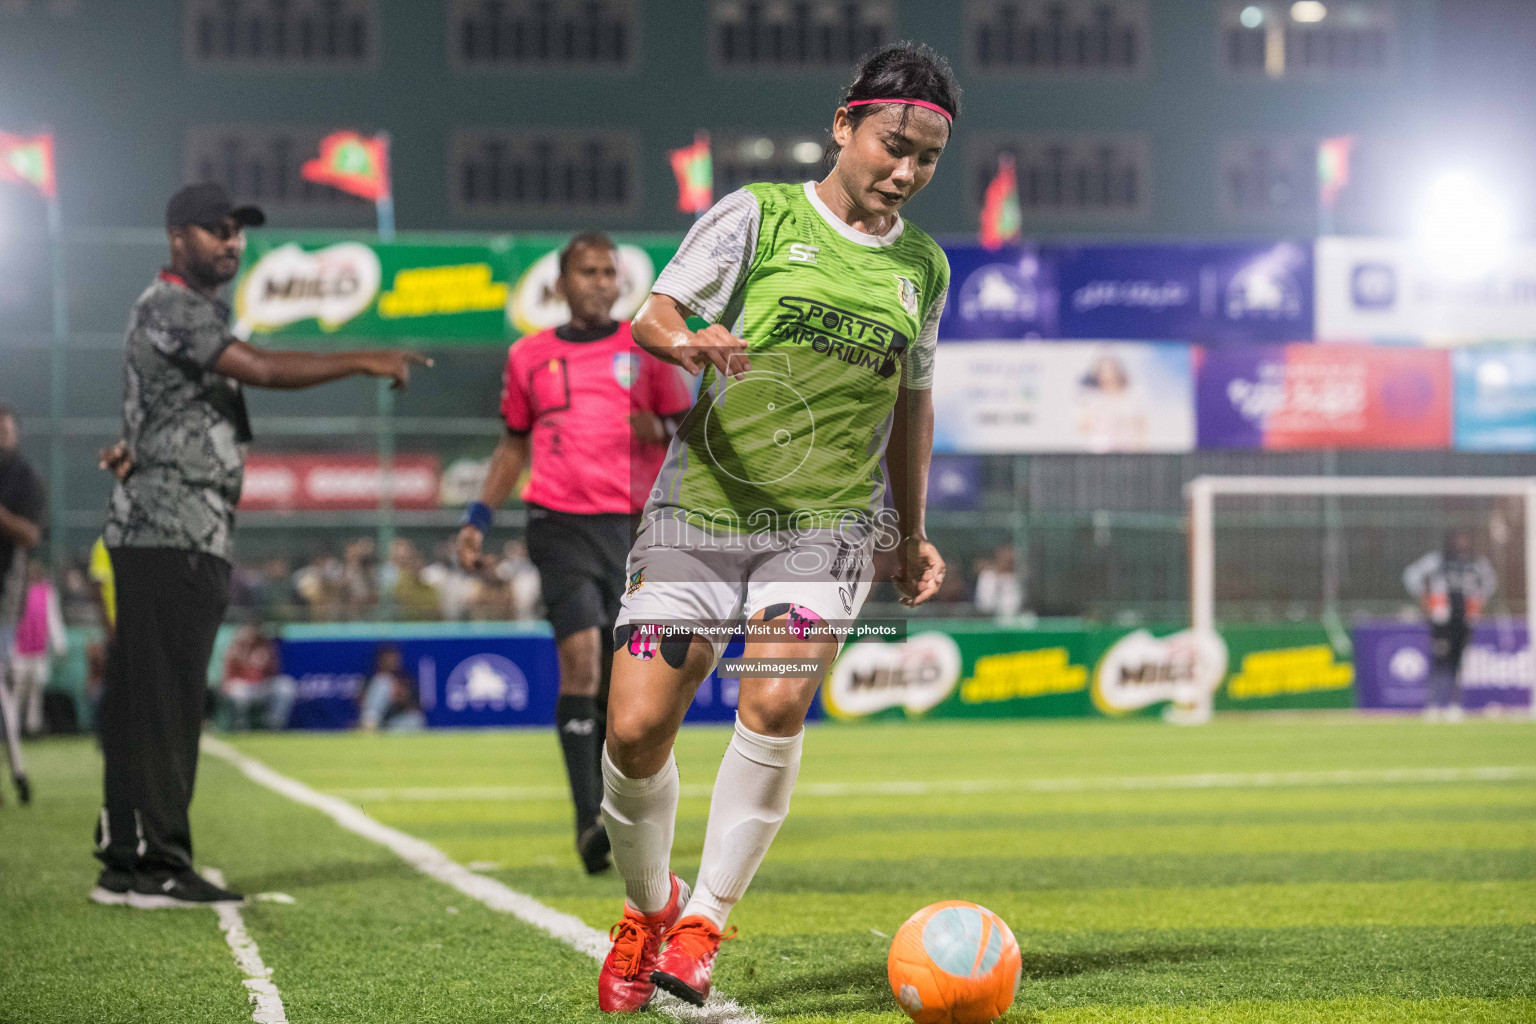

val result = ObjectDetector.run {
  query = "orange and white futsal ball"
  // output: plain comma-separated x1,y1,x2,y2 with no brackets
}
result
887,901,1022,1024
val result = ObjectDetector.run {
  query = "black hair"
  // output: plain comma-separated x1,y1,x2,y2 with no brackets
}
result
0,404,15,421
829,42,961,162
558,232,617,277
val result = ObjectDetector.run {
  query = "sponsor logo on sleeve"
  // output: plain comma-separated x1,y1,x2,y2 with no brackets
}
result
894,274,920,317
613,352,639,389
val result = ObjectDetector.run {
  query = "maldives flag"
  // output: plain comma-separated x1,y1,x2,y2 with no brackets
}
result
302,131,390,202
669,133,712,215
0,132,56,198
979,153,1021,250
1317,135,1354,210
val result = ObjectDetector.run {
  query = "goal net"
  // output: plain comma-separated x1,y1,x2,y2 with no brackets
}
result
1185,476,1536,719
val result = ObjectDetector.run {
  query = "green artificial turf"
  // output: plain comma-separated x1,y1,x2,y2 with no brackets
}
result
2,717,1533,1023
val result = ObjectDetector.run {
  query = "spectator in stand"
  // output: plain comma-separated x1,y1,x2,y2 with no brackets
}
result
1404,530,1498,723
974,543,1024,621
359,644,425,732
387,539,440,621
255,556,298,621
219,623,295,731
497,539,542,621
293,551,346,621
8,560,67,736
340,538,378,619
423,540,478,621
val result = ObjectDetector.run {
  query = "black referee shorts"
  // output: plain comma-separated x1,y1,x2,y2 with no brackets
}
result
524,506,637,646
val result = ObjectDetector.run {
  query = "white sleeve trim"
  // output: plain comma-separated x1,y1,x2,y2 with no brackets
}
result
651,188,761,323
901,279,946,390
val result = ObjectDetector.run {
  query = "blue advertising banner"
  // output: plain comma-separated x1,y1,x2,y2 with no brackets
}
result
1352,620,1532,711
1054,242,1312,344
281,633,560,730
928,455,983,509
938,245,1057,339
277,625,819,729
1453,344,1536,451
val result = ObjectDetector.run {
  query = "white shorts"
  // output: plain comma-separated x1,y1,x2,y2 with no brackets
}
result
615,514,875,666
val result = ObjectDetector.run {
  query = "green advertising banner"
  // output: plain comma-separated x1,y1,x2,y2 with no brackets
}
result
821,622,1356,723
233,233,683,344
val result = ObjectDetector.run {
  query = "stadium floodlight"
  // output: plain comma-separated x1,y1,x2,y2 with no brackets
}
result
791,141,824,164
1187,475,1536,716
1414,169,1513,278
1240,5,1265,29
1290,1,1327,22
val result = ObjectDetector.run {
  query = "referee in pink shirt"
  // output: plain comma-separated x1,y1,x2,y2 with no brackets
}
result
456,233,692,873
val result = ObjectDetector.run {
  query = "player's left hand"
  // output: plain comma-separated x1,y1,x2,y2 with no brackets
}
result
893,535,945,607
98,440,133,480
628,411,667,444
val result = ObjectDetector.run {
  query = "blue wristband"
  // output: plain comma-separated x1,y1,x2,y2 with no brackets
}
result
462,501,493,533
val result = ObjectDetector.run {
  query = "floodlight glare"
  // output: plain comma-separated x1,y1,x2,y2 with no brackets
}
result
742,137,774,161
791,141,824,164
1290,1,1327,23
1414,169,1512,278
1240,6,1265,29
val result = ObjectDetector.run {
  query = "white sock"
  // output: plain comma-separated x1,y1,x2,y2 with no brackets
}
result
601,745,679,915
686,718,802,929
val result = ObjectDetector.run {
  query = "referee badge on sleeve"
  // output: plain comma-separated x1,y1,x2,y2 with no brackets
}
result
613,353,639,389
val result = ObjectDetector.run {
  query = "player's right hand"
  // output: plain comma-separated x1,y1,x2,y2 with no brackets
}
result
97,440,133,480
367,351,434,389
456,524,489,572
677,324,750,380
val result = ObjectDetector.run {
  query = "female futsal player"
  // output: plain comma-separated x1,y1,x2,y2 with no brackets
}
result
596,42,960,1011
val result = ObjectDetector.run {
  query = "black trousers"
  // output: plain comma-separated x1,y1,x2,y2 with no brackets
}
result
94,547,230,874
1428,621,1472,708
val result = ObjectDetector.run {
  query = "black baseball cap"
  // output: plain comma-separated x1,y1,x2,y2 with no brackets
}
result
165,181,266,230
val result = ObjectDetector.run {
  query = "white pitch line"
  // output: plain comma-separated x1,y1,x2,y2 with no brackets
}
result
201,737,766,1024
327,764,1536,804
204,867,288,1024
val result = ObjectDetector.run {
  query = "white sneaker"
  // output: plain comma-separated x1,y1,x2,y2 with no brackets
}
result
1443,705,1465,723
1422,706,1443,723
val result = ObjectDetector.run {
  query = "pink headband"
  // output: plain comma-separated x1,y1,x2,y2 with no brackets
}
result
846,98,954,124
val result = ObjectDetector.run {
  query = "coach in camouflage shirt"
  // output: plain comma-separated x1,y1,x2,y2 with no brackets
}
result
91,182,429,910
102,268,252,559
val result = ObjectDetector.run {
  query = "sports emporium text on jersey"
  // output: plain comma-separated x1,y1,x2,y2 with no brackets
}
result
768,295,909,378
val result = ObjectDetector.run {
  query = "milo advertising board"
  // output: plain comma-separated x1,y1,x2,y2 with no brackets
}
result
233,234,682,343
821,621,1355,722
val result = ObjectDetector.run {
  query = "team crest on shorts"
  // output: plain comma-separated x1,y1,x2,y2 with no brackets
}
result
893,274,920,317
626,567,645,596
612,352,639,389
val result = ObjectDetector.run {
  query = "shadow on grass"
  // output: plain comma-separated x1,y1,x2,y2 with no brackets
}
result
1020,943,1229,980
730,952,894,1014
229,858,420,894
730,941,1232,1017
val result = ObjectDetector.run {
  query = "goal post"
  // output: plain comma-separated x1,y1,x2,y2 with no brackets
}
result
1187,475,1536,714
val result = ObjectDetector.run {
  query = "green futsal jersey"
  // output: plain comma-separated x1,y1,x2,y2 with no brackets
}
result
648,181,949,530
